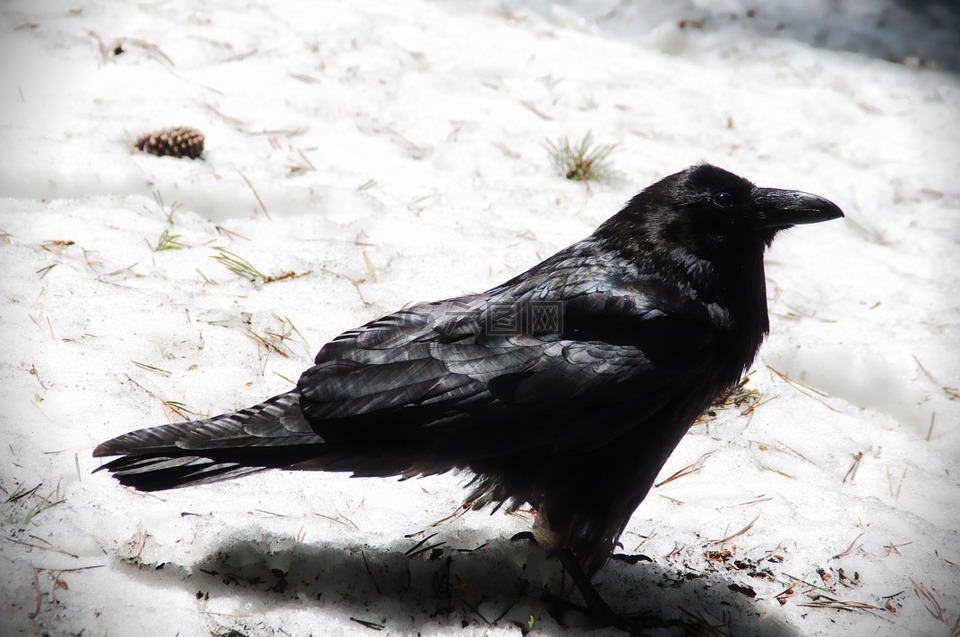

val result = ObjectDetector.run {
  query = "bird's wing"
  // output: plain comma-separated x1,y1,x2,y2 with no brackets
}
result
298,279,718,464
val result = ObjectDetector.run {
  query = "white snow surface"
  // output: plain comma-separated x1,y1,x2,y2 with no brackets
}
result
1,0,958,636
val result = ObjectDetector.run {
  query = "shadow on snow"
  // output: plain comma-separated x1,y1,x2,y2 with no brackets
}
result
123,528,803,636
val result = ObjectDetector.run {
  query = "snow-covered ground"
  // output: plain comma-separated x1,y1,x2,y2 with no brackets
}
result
1,0,958,635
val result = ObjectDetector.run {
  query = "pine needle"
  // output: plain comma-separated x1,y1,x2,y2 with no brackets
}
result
148,228,187,251
545,132,617,182
132,361,172,377
211,247,265,282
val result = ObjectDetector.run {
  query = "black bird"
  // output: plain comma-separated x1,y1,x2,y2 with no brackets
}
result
94,164,842,616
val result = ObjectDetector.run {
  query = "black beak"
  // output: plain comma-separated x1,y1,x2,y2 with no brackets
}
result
752,188,844,230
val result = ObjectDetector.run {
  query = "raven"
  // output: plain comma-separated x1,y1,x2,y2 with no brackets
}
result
95,164,842,614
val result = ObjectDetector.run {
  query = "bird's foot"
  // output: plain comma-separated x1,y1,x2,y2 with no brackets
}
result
550,548,688,635
543,594,683,636
609,552,654,565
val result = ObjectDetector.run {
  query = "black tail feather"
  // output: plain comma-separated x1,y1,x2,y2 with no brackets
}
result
93,391,329,491
95,455,267,491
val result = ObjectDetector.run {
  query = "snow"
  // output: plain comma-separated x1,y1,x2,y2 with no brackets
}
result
1,0,958,635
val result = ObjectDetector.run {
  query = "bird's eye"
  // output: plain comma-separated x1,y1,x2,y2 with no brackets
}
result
712,192,734,208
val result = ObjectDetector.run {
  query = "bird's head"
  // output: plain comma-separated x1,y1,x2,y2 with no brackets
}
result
600,163,844,254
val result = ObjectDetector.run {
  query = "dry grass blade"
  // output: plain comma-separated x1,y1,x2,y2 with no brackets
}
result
247,127,306,137
23,485,65,525
655,452,712,488
144,191,182,224
882,541,912,556
29,565,105,619
493,141,520,158
843,451,864,483
750,439,817,465
125,38,174,65
87,30,115,65
314,511,360,531
246,327,292,358
7,483,42,503
162,400,195,422
912,354,959,401
252,508,286,517
287,148,317,174
406,539,446,559
276,313,308,348
2,535,79,558
320,265,372,306
132,361,172,377
738,494,773,507
196,268,217,285
215,225,249,242
238,171,271,219
909,577,945,621
676,606,726,636
82,247,102,272
700,372,763,423
783,573,830,591
106,262,140,277
28,364,48,389
262,270,310,284
362,251,378,282
40,239,74,254
404,532,441,557
798,599,882,612
349,617,385,631
126,524,149,567
428,504,471,530
708,514,760,546
221,47,259,63
767,366,841,413
247,313,307,375
520,100,552,120
726,372,757,400
831,532,864,559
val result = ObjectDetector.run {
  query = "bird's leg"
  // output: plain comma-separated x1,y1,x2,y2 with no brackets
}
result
531,509,622,626
556,548,685,635
556,548,618,621
517,512,678,633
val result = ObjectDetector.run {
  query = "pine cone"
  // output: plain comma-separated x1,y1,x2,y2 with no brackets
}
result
134,126,205,159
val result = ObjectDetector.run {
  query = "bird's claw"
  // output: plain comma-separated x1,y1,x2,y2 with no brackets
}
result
510,531,536,544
